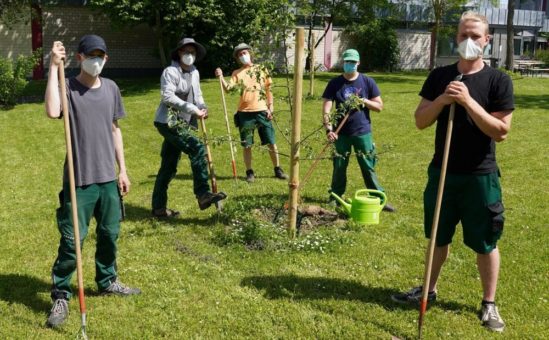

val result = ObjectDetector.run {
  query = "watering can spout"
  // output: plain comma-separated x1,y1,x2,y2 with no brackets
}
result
329,192,351,215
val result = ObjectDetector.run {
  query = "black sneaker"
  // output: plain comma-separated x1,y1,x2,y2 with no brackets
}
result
198,191,227,210
100,279,141,296
246,169,255,183
46,298,69,328
274,166,289,180
391,286,436,304
480,302,505,332
383,203,396,212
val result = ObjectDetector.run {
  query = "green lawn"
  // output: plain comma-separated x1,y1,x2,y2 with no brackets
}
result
0,71,547,339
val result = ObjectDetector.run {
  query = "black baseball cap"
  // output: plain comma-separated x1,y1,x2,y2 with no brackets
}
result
78,34,107,55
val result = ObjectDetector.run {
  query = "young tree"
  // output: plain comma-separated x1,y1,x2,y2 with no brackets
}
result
505,0,515,70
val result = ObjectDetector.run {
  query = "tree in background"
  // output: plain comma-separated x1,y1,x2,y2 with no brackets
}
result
343,0,399,71
0,0,30,27
295,0,350,72
505,0,515,70
427,0,468,70
89,0,295,73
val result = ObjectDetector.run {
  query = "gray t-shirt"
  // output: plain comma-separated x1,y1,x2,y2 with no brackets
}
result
64,77,126,186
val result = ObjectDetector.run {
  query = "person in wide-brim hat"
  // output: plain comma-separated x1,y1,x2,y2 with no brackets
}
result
171,37,206,61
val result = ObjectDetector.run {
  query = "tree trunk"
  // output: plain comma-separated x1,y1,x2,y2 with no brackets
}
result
429,20,439,70
505,0,515,71
155,9,168,67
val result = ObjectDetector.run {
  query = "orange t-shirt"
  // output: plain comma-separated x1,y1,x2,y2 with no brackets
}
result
230,64,272,112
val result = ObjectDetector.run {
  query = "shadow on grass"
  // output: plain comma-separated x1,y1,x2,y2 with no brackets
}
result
514,94,549,110
241,274,477,314
146,173,241,181
123,202,222,227
0,274,51,313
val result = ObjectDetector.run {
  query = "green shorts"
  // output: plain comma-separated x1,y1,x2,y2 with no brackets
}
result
236,111,276,147
423,166,505,254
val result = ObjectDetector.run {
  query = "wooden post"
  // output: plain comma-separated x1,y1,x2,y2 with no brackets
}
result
288,28,305,238
308,32,315,97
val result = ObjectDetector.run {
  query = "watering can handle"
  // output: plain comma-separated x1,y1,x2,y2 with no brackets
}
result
355,189,387,207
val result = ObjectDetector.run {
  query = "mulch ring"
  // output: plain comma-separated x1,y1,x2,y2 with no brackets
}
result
251,205,346,233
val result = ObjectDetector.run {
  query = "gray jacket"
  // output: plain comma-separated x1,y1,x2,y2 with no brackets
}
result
154,61,206,124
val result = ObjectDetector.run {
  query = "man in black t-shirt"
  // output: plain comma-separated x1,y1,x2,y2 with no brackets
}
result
391,12,514,332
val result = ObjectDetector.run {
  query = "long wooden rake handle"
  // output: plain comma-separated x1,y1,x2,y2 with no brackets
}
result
218,76,237,179
59,61,87,339
200,117,220,196
418,74,462,338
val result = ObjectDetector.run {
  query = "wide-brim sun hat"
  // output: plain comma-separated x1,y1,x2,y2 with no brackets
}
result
233,43,252,58
171,37,206,61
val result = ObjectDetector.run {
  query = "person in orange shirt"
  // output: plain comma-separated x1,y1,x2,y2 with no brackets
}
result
215,43,288,183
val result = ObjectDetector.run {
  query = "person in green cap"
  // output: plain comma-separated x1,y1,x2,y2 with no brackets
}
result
321,48,395,212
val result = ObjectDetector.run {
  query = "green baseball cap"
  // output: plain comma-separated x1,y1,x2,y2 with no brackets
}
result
342,49,360,62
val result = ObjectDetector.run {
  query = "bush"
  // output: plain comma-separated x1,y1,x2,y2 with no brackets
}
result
0,50,41,109
534,49,549,65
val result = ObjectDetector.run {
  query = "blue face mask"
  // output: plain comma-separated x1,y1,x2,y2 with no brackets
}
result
343,62,358,74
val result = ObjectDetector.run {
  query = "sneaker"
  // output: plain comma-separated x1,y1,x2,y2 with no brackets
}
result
383,203,396,213
246,169,255,183
274,166,289,180
480,302,505,332
197,191,227,210
46,298,69,328
391,286,437,304
100,279,141,296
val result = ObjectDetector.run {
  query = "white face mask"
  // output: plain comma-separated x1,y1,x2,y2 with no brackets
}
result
457,38,483,60
239,54,251,65
81,56,106,77
181,53,195,66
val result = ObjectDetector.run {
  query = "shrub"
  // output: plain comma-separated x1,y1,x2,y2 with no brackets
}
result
0,50,41,109
534,49,549,65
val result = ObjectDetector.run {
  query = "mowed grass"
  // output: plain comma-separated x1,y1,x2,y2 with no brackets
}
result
0,71,547,339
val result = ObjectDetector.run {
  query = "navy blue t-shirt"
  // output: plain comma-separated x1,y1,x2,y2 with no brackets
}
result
322,74,381,136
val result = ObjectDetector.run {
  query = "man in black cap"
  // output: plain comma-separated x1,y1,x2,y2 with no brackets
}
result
151,37,227,217
44,34,141,328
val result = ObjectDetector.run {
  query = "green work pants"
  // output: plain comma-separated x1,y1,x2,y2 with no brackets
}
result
51,181,121,300
331,133,384,197
152,122,209,210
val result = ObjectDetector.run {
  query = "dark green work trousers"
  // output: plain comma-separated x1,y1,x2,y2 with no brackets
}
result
152,122,209,210
331,133,384,197
51,180,120,300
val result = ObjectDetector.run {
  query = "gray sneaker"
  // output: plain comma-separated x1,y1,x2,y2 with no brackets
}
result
480,303,505,332
46,298,69,328
100,279,141,296
391,286,437,304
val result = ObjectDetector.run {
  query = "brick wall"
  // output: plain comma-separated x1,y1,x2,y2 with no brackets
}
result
41,6,161,70
0,13,32,60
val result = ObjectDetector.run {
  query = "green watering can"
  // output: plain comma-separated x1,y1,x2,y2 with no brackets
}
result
330,189,387,225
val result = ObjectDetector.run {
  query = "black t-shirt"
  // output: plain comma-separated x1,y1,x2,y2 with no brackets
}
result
419,63,514,174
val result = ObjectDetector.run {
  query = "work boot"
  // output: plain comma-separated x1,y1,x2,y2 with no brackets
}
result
100,279,141,296
383,203,396,212
246,169,255,183
274,166,289,180
198,191,227,210
391,286,436,305
480,302,505,332
46,298,69,328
